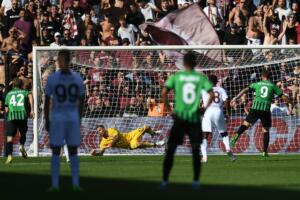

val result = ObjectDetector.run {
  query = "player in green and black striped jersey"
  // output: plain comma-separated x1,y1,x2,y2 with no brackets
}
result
4,78,34,164
229,70,286,157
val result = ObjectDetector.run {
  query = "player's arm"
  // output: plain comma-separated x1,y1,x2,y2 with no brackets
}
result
108,135,120,148
161,87,171,113
203,89,214,110
28,92,34,119
231,87,249,105
44,95,51,131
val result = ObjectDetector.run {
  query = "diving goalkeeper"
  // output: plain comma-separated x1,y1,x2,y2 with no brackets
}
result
90,125,165,156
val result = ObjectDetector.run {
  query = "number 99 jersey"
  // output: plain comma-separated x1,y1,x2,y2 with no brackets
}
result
45,70,85,121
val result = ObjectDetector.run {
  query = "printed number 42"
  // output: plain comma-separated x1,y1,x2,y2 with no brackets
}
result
10,94,24,106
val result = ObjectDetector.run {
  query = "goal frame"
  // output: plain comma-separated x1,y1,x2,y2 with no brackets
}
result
32,45,300,157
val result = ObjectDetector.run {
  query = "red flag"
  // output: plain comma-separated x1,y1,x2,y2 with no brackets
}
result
62,9,78,39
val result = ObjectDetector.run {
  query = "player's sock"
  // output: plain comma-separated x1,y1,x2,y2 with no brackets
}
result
263,131,270,153
51,154,60,188
192,146,201,182
221,134,230,152
200,139,207,160
70,154,80,187
163,144,177,182
236,125,248,135
140,142,155,148
63,144,70,163
19,134,26,146
6,141,13,156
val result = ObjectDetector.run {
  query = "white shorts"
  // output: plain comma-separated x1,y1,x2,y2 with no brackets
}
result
202,107,227,133
50,120,81,147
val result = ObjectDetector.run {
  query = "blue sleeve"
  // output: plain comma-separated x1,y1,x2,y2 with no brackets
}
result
78,75,85,97
45,75,53,96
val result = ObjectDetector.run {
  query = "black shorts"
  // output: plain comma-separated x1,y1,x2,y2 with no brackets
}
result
7,120,28,137
168,115,202,146
245,109,271,128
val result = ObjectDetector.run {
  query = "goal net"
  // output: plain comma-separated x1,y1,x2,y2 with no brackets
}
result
30,46,300,156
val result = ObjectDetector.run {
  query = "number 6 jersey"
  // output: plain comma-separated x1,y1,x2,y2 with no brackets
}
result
45,70,85,120
165,70,212,123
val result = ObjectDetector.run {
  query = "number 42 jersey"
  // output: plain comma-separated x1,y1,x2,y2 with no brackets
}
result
45,70,85,121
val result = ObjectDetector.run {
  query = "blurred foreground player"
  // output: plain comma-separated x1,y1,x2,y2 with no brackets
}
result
45,50,85,191
4,78,34,164
90,125,164,156
230,70,285,157
161,52,214,189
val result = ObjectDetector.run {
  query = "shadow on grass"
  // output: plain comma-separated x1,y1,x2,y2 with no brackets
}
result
0,173,299,199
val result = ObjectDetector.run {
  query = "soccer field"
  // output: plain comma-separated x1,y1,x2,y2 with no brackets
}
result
0,155,299,199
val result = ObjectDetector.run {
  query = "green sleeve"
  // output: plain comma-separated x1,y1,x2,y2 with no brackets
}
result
202,75,213,92
273,84,283,96
5,94,9,107
249,83,256,91
165,74,175,90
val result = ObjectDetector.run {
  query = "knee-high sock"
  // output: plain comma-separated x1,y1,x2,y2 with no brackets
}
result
163,144,177,182
63,144,70,162
51,154,60,188
222,136,230,152
192,146,201,181
140,142,155,148
19,134,26,146
263,132,270,153
70,154,79,187
236,125,248,135
6,141,13,156
200,139,207,158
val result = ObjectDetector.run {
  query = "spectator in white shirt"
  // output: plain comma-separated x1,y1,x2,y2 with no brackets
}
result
203,0,223,28
50,32,62,47
271,99,291,116
117,16,140,45
137,0,161,21
274,0,291,21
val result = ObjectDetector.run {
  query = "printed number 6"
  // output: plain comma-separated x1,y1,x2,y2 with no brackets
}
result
183,83,196,104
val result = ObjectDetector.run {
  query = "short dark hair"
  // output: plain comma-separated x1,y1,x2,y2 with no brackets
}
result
261,70,271,79
97,125,105,129
12,78,23,88
58,50,71,63
208,74,218,86
183,52,197,68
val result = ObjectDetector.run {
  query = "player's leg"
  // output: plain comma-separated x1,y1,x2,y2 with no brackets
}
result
5,121,17,164
201,113,212,163
230,110,258,147
261,111,272,157
18,120,28,159
215,112,236,161
161,117,184,188
187,122,202,189
49,121,64,190
128,126,155,149
50,146,61,191
65,121,81,190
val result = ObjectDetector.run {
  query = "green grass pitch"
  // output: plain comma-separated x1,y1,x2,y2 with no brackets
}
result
0,155,299,199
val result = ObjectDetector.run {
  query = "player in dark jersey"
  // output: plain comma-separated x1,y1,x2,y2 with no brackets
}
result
230,70,285,157
4,78,34,164
160,52,214,189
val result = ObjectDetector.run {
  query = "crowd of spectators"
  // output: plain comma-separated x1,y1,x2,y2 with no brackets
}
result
0,0,300,119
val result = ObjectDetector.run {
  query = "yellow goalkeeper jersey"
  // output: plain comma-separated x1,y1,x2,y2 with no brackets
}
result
99,126,148,150
99,128,130,149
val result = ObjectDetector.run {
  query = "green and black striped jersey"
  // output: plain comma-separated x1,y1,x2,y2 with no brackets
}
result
249,80,282,112
5,88,29,121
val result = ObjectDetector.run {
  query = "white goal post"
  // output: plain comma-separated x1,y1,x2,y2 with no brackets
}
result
31,45,300,157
